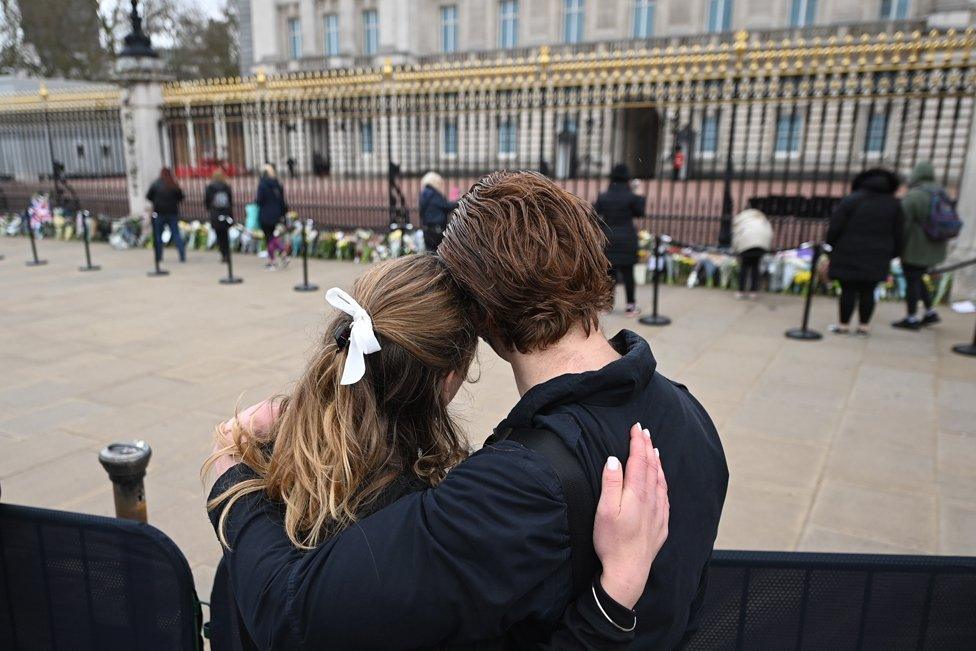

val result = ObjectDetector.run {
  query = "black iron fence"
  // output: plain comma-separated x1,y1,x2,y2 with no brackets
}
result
1,27,973,252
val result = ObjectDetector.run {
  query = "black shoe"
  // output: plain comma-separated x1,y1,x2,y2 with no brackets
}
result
922,311,941,326
892,317,921,331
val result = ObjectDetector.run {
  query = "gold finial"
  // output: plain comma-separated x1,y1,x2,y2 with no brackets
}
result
256,67,267,87
538,45,551,68
38,82,49,101
382,58,393,78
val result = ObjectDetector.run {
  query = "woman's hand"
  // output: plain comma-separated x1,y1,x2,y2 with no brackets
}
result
210,399,280,482
593,423,669,610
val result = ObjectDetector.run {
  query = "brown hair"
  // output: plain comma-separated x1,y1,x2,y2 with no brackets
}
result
159,166,179,190
438,170,612,354
204,254,477,549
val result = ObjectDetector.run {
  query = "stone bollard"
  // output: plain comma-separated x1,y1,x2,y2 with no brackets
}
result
98,440,152,522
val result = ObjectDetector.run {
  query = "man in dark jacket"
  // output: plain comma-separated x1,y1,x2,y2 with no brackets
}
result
419,171,457,253
893,161,948,330
209,172,728,649
826,168,904,335
204,169,233,263
595,164,646,316
255,164,288,268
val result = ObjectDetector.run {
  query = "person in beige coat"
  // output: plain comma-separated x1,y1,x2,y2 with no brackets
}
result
731,208,774,299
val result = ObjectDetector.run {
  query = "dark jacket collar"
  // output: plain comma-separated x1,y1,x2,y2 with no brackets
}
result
494,330,656,436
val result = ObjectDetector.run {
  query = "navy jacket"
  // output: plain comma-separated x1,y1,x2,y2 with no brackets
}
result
209,330,728,649
255,176,287,227
419,186,457,228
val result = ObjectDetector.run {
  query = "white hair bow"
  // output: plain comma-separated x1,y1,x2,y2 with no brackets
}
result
326,287,382,386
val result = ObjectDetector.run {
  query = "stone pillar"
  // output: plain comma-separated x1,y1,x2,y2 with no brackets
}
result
115,1,172,217
950,109,976,299
117,58,169,217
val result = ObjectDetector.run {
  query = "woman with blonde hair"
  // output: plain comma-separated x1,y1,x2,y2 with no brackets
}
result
206,253,670,648
419,170,457,253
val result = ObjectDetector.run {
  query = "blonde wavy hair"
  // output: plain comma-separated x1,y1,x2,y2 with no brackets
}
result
204,255,477,549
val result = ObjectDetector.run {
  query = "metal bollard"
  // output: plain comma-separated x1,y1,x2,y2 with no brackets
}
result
294,216,319,293
785,242,824,341
98,441,152,522
218,214,243,285
25,209,48,267
639,234,672,327
78,210,100,272
147,212,170,277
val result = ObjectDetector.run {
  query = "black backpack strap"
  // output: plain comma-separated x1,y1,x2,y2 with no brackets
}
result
507,428,599,597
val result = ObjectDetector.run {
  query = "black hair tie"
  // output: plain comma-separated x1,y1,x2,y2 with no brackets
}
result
334,324,351,350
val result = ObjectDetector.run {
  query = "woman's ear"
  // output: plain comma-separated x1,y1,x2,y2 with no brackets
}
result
440,370,465,404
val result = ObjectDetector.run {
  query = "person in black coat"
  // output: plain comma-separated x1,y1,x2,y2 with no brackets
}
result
826,168,905,335
595,164,646,316
255,164,289,269
204,169,233,263
419,171,457,253
146,167,186,263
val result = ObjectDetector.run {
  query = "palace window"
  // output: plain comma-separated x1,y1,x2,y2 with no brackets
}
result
789,0,817,27
864,111,888,154
441,5,458,53
880,0,910,20
499,1,519,49
498,118,517,155
324,14,339,56
443,119,458,155
774,112,803,154
564,0,584,44
707,0,733,32
287,17,302,59
363,9,378,55
361,121,374,154
632,0,655,39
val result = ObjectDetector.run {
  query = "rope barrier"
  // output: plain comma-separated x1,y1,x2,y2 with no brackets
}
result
930,256,976,275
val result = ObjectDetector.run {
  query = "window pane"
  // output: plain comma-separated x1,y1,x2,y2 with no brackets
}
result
442,5,457,53
700,115,718,153
633,0,655,38
361,122,373,153
499,119,516,154
443,119,458,154
805,0,817,25
288,17,301,59
500,1,518,48
364,10,378,55
325,14,339,56
896,0,909,19
790,0,801,27
775,113,802,153
564,0,583,44
865,111,888,153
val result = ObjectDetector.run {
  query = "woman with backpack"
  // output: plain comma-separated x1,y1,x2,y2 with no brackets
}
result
826,168,905,335
892,161,955,330
146,167,186,263
255,164,289,269
204,169,234,264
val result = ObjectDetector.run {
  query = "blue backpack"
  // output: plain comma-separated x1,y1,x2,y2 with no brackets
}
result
922,189,962,242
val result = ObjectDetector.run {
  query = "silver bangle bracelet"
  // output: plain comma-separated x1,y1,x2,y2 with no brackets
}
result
591,583,637,633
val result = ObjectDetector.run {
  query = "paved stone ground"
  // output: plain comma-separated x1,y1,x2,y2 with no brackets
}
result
1,237,974,601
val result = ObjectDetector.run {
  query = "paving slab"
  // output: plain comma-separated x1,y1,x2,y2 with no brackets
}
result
1,237,974,604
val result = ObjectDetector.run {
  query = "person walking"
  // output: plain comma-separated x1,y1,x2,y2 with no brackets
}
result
595,163,646,316
892,161,954,330
418,171,457,253
826,168,905,335
204,169,234,263
671,145,685,181
255,164,289,269
146,167,186,263
731,207,774,300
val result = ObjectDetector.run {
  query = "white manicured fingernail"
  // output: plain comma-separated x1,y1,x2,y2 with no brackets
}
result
635,422,642,432
644,429,651,439
607,456,621,471
654,448,660,457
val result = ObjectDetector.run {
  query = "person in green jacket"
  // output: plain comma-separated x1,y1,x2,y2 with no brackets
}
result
893,161,948,330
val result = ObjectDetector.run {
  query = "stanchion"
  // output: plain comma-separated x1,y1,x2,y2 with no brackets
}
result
25,210,47,267
147,212,169,277
785,242,823,341
98,440,152,522
639,234,672,327
218,215,242,285
952,318,976,357
78,210,100,272
294,217,319,293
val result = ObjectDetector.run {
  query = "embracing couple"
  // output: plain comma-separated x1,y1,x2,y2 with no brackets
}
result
205,171,728,649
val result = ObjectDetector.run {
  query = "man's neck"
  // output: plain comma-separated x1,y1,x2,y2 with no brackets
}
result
507,325,622,397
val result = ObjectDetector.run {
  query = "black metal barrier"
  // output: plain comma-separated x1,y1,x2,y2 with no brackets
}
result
218,215,243,285
785,242,825,341
147,212,169,277
684,550,976,650
24,209,46,267
78,210,100,272
639,234,672,327
294,217,319,293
